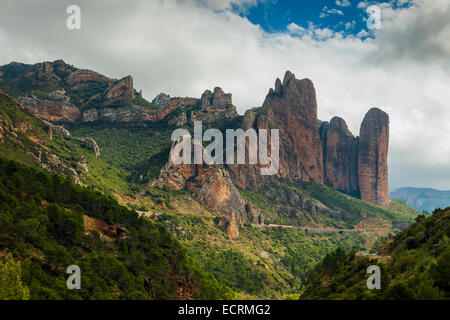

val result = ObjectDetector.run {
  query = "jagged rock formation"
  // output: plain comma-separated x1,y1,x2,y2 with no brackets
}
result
227,72,389,207
319,117,359,196
319,109,389,206
152,93,171,106
42,120,71,137
358,108,389,206
153,135,262,238
103,75,134,106
227,71,324,189
0,60,239,124
264,72,324,183
190,87,237,123
78,137,101,158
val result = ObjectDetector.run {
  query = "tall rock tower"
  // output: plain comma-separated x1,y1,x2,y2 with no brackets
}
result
261,71,324,183
358,108,389,206
320,117,359,196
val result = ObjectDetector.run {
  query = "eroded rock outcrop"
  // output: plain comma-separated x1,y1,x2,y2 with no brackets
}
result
103,75,134,106
228,71,324,189
78,137,100,158
19,95,81,122
190,87,238,123
153,135,262,238
320,117,359,196
358,108,389,206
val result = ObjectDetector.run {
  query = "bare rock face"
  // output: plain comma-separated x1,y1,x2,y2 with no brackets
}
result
19,95,81,122
152,93,171,106
228,71,324,188
190,87,238,123
358,108,389,206
66,69,110,87
78,137,100,158
262,72,323,183
153,136,262,238
103,75,134,106
320,117,359,195
168,112,187,127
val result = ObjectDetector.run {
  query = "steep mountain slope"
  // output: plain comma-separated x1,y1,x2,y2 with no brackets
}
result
301,207,450,300
391,187,450,212
0,157,232,299
0,91,136,195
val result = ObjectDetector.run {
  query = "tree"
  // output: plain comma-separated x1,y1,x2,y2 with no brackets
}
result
0,253,30,300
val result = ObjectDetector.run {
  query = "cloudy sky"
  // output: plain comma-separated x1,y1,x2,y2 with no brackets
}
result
0,0,449,190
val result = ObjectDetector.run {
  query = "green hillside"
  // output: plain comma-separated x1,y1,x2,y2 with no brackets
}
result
300,207,450,300
0,157,232,299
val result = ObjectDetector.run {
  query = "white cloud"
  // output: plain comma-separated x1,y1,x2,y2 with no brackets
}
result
345,20,356,30
336,0,351,7
314,28,335,40
357,1,370,9
0,0,449,189
356,29,370,37
287,22,306,36
320,6,345,18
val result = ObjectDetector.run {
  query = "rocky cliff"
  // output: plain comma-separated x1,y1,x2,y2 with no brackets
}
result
358,108,389,206
153,135,262,238
0,60,238,124
228,72,389,207
319,117,359,196
227,71,324,189
319,109,389,206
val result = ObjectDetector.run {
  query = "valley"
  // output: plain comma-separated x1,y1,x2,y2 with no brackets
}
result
0,60,424,299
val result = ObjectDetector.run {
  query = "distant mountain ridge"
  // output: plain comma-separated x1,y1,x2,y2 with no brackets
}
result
390,187,450,212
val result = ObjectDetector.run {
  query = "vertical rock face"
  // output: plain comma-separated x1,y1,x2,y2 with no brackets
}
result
18,95,81,122
358,108,389,206
103,75,134,106
262,71,324,183
320,117,359,196
229,71,324,187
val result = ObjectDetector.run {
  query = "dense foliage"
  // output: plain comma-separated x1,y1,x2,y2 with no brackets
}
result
301,208,450,300
0,253,30,300
0,158,233,299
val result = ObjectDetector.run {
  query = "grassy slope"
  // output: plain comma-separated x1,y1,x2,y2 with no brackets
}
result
0,94,134,196
65,121,172,187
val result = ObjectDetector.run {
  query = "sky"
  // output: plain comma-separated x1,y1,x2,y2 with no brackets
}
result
0,0,449,191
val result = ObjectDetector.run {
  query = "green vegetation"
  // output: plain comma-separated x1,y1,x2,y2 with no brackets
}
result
0,158,233,299
301,207,450,300
66,121,172,187
297,181,414,228
156,209,366,298
0,253,30,300
388,199,421,217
